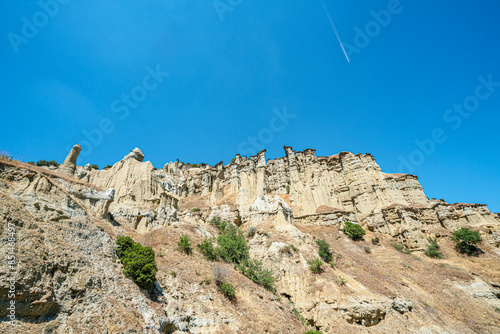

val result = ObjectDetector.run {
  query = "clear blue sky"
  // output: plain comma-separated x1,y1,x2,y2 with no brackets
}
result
1,0,499,212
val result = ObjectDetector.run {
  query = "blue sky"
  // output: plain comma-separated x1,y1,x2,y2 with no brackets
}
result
1,0,499,212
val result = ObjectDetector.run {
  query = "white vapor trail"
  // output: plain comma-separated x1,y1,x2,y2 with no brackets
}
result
320,0,350,63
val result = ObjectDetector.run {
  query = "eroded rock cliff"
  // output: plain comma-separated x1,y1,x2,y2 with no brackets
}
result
1,145,499,334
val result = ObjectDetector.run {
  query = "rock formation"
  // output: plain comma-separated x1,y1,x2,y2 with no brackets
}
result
58,144,81,176
1,145,500,334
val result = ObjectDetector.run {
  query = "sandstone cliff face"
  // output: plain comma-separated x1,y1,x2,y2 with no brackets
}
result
1,145,500,334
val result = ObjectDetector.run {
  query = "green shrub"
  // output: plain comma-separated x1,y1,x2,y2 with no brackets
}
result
178,235,193,255
210,217,227,231
391,242,411,254
338,275,347,286
216,223,249,265
191,164,199,168
191,207,201,212
219,282,236,300
305,330,323,334
308,257,323,274
198,238,218,261
371,237,380,245
280,244,298,256
239,259,275,292
451,227,482,255
90,164,99,170
316,239,333,263
285,185,290,194
343,221,365,241
230,157,236,163
115,236,157,289
36,159,59,167
424,237,443,259
103,165,113,169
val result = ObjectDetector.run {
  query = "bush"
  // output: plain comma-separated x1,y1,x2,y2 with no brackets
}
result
178,235,193,255
36,160,59,167
371,237,380,245
239,259,275,292
280,244,298,256
90,164,99,170
191,164,199,168
103,165,113,169
115,236,157,289
391,242,410,254
216,223,249,265
316,239,333,263
210,221,275,292
343,221,365,241
191,207,201,213
424,237,443,259
308,257,323,274
451,228,482,255
305,331,323,334
219,282,236,300
198,238,218,261
286,185,290,194
210,217,227,231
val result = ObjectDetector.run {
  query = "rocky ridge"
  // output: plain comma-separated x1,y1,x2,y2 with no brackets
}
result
0,146,499,333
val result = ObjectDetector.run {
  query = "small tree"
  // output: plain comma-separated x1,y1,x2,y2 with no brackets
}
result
178,235,193,255
451,228,482,255
115,236,157,289
216,223,249,265
343,221,365,241
316,239,333,263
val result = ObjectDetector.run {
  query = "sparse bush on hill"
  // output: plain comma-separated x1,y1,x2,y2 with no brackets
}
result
424,237,443,259
280,244,298,256
316,239,332,263
239,259,275,293
216,223,249,265
451,227,482,255
308,257,323,274
210,216,227,231
90,164,99,170
392,242,411,254
191,207,201,213
371,237,380,245
219,282,236,300
208,218,276,292
0,151,13,160
36,159,59,167
198,238,218,261
115,236,157,289
343,221,365,241
178,235,193,255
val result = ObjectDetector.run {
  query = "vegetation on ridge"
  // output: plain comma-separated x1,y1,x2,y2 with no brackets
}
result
116,236,157,289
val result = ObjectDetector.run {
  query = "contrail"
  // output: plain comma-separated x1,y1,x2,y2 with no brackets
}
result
321,0,350,63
